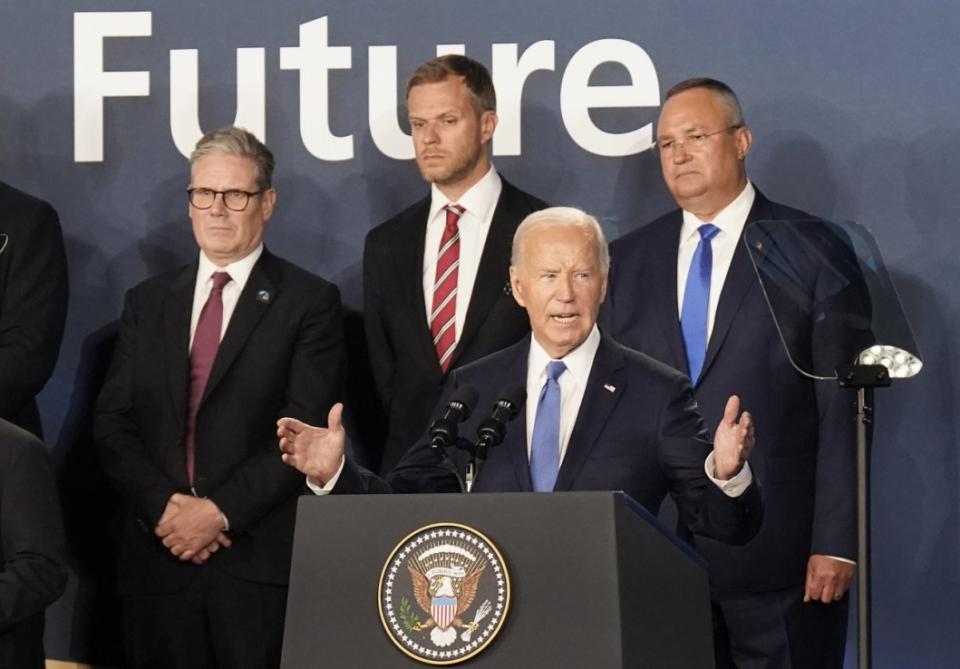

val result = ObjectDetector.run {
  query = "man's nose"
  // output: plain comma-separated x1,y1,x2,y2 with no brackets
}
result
208,192,228,214
422,122,440,144
672,142,692,163
555,275,575,300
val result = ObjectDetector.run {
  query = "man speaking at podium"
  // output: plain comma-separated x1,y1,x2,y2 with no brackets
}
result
280,207,762,546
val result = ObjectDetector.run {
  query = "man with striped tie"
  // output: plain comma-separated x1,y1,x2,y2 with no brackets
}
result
363,54,546,474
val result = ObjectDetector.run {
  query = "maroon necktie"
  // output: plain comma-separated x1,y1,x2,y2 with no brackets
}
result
430,204,464,373
184,271,232,486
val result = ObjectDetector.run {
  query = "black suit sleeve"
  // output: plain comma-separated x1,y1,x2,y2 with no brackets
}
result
0,200,68,422
362,230,395,411
658,375,763,545
208,282,346,534
0,426,67,632
95,288,181,527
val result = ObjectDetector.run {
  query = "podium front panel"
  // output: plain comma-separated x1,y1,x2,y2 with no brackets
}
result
281,491,712,668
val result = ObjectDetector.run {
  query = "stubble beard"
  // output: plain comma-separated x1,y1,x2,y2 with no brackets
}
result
417,144,484,190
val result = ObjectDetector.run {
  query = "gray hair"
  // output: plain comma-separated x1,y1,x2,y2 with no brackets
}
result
511,206,610,274
665,77,745,128
190,126,275,191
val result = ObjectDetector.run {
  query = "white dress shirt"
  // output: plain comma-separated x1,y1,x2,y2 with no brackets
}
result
421,166,503,342
525,326,601,464
676,181,755,339
190,243,263,348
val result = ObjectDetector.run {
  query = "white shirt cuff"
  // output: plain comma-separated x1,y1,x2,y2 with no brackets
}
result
305,456,346,495
704,453,753,497
822,555,856,565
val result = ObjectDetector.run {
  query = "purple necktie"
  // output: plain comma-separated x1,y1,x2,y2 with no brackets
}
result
185,271,232,486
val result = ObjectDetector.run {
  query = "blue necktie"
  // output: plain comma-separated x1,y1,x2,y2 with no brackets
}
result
680,224,720,382
530,360,567,492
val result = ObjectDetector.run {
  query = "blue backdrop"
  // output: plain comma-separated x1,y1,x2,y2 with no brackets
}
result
1,1,956,665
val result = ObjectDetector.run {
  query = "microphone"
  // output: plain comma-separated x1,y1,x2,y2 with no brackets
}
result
429,385,479,454
476,385,527,450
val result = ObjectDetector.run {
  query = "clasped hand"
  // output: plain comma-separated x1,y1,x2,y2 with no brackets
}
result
155,493,231,565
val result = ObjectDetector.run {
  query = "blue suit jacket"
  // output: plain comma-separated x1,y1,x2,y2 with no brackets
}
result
600,190,857,595
336,334,762,546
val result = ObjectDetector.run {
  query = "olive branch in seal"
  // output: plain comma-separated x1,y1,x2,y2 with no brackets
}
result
398,597,422,632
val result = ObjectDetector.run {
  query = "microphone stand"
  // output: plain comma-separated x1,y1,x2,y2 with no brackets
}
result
464,435,494,493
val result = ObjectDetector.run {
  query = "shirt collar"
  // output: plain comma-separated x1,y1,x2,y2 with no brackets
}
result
428,165,501,224
197,242,263,289
680,181,756,244
528,324,602,382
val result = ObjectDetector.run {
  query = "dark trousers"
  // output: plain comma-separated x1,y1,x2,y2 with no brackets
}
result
121,567,288,669
713,585,849,669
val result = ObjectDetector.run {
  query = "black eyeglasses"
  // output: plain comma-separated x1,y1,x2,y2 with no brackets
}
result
187,187,264,211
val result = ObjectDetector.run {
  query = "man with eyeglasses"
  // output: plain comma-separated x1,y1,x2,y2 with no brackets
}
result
95,126,345,669
600,78,856,667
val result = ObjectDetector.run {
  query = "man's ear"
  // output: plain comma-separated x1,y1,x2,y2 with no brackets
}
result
735,126,752,161
480,110,498,146
509,265,525,308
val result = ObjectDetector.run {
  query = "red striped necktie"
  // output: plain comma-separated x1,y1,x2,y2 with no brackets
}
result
430,204,465,373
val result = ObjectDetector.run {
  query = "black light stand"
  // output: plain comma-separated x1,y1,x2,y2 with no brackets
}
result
836,363,892,669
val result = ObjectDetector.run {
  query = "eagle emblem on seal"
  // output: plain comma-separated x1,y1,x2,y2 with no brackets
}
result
407,543,486,647
379,523,510,665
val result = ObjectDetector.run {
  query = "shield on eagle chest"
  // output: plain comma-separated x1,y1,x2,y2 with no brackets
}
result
431,596,457,629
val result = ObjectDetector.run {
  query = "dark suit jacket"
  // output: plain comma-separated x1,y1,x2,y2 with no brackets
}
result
363,178,546,474
600,190,857,595
0,181,69,438
0,419,67,669
336,335,762,547
95,249,345,595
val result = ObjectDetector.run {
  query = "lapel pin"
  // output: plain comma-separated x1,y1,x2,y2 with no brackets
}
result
603,384,616,393
256,289,271,303
754,240,764,251
502,281,512,296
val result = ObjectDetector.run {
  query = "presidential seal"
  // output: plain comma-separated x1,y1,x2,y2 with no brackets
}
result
378,523,510,665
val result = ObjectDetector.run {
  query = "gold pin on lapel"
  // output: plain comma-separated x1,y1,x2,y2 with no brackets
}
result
754,240,764,251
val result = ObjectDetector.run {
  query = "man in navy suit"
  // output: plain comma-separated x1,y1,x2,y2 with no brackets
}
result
600,78,856,668
363,55,545,474
279,207,762,548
